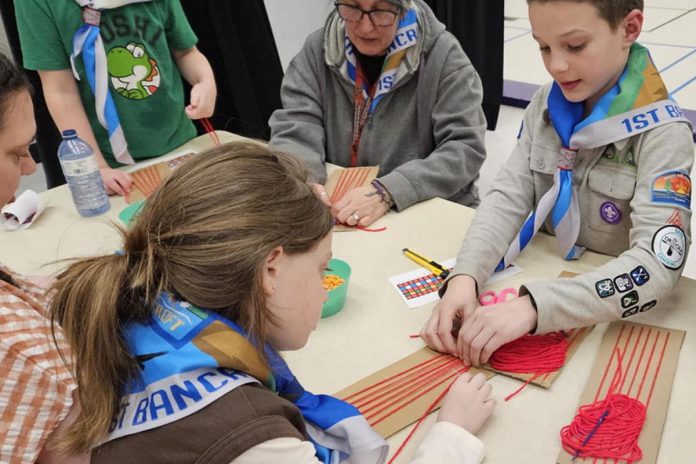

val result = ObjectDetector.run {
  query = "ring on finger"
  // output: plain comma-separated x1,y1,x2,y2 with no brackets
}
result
351,212,360,222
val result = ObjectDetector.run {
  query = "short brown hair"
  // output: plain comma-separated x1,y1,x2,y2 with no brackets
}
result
50,141,333,453
0,53,32,131
527,0,643,29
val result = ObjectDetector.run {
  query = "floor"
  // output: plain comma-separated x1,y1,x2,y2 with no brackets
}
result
503,0,696,116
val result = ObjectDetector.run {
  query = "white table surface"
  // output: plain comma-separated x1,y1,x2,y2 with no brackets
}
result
1,132,693,463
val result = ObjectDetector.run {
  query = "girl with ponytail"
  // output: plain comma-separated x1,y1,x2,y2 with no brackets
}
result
51,141,495,463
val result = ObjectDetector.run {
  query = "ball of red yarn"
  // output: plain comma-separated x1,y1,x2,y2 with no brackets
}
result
489,331,569,374
561,393,646,462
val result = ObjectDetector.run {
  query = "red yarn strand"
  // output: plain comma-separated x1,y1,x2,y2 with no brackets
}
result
342,354,450,404
386,368,467,464
357,359,461,414
366,361,464,424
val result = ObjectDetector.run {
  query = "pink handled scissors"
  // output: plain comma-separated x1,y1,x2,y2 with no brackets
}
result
478,287,518,306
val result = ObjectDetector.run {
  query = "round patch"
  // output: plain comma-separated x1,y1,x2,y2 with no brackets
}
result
600,201,622,224
652,225,686,270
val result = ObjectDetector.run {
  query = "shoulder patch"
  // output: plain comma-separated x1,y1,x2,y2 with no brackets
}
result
652,225,686,270
621,306,639,318
651,170,691,209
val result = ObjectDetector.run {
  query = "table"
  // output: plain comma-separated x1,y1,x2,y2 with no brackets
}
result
2,133,694,463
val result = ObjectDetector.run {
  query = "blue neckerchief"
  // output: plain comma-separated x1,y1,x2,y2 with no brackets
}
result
345,8,419,114
104,293,387,463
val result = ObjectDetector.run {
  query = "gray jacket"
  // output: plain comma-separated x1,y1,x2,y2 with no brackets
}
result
452,83,693,334
268,0,486,210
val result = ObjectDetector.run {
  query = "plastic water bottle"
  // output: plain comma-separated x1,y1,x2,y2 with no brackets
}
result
57,129,111,217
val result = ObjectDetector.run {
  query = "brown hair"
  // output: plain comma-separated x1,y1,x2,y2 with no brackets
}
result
49,141,333,453
0,53,32,132
527,0,643,29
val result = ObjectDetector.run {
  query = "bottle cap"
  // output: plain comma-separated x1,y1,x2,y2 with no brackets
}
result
61,129,77,138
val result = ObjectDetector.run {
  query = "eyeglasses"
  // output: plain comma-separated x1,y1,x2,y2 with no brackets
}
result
334,3,400,27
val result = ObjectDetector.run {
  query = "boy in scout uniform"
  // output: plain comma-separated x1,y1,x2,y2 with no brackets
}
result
421,0,693,365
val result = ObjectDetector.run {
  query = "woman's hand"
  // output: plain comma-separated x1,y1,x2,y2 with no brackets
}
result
333,185,388,227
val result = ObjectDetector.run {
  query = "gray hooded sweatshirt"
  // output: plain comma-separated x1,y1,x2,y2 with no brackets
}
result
268,0,487,210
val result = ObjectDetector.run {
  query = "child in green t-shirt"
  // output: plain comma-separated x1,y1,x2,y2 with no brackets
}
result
15,0,217,196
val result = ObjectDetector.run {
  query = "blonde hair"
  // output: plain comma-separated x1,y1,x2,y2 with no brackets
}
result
49,141,333,453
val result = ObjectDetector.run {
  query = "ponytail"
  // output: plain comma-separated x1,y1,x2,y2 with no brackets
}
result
50,232,157,453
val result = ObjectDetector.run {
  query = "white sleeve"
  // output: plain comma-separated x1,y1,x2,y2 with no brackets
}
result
408,422,486,464
230,437,322,464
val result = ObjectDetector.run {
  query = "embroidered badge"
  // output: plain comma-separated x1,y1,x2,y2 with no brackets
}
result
630,266,650,286
600,201,622,224
595,279,615,298
666,209,684,228
614,274,634,293
640,300,657,313
651,170,691,208
621,290,639,308
621,306,639,318
652,225,686,270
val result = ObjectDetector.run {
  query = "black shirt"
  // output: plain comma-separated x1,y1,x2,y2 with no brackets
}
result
356,50,386,87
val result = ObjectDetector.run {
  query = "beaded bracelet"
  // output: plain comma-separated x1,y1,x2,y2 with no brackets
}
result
371,179,394,208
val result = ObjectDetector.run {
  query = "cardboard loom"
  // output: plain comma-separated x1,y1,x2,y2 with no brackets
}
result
125,152,195,203
557,321,685,464
480,270,591,388
335,347,491,438
325,166,379,231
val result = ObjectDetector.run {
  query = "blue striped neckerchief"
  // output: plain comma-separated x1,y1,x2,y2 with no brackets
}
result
69,0,151,165
104,292,388,463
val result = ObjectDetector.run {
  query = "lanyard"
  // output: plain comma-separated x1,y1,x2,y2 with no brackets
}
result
351,64,375,168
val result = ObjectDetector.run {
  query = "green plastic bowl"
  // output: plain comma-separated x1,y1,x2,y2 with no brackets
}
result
322,258,351,318
118,200,145,226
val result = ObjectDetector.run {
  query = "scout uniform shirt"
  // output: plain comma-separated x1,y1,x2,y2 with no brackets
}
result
15,0,198,167
452,83,693,334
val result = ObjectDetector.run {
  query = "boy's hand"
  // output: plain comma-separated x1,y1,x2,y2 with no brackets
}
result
437,372,496,434
420,275,478,355
99,167,133,197
185,81,216,120
456,295,538,366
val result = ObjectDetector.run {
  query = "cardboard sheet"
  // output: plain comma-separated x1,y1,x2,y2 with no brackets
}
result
557,321,685,464
334,347,492,438
125,152,194,203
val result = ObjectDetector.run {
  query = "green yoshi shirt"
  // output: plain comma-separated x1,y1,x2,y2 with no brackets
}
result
15,0,198,166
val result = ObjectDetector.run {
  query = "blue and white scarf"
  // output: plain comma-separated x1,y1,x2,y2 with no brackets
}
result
104,293,387,463
70,0,148,165
496,44,689,271
344,8,419,113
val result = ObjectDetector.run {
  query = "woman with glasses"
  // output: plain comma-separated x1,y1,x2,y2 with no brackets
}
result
269,0,487,227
